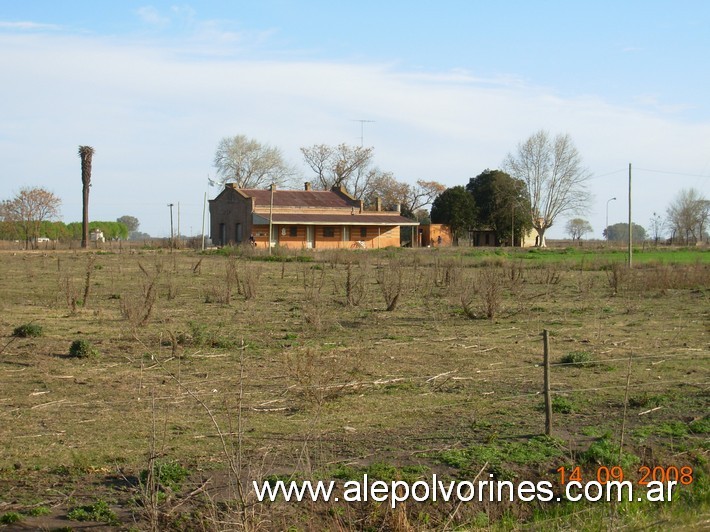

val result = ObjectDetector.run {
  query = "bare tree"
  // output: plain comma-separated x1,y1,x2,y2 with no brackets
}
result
648,211,665,245
565,218,593,241
362,171,408,209
78,145,95,248
354,172,446,215
504,130,592,247
666,188,709,244
1,187,61,249
403,180,447,215
214,135,293,188
300,143,374,193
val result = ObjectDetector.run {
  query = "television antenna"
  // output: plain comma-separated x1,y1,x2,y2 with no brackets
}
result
352,119,375,146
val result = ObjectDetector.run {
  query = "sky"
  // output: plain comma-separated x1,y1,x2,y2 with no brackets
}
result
1,1,709,239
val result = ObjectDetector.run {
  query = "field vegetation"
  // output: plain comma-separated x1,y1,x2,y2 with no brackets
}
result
0,244,708,530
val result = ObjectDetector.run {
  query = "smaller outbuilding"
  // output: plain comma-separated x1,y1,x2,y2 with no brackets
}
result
89,229,105,243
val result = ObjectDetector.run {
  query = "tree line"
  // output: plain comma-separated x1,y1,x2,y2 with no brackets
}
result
213,135,446,221
212,130,594,247
0,186,140,248
3,134,705,250
0,218,129,247
428,131,591,246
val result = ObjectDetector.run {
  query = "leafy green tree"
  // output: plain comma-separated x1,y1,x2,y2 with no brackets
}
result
466,169,532,246
0,220,17,240
93,221,128,240
65,221,128,241
40,221,69,241
117,215,139,233
430,186,477,245
604,222,646,242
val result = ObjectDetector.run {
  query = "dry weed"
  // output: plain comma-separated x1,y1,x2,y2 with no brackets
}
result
120,260,160,326
377,259,405,311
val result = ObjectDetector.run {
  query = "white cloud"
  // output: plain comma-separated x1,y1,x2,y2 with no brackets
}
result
0,30,707,238
0,21,60,30
135,6,170,27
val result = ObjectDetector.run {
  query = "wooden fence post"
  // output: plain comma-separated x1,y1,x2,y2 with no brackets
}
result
543,329,552,436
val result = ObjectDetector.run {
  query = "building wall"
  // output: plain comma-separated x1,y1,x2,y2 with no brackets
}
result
422,224,453,246
250,224,402,249
210,186,409,249
471,230,498,247
519,229,537,248
209,189,252,246
422,224,536,248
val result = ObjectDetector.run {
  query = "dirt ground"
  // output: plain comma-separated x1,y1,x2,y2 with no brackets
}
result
0,246,708,530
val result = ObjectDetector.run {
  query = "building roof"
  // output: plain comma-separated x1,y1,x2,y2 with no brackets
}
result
237,187,359,209
253,213,418,226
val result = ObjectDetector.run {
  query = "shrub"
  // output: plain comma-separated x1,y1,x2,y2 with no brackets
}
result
67,499,118,525
12,323,43,338
552,396,574,414
69,339,99,358
140,460,190,493
0,512,22,524
559,351,593,367
689,416,710,434
581,437,639,470
25,506,51,517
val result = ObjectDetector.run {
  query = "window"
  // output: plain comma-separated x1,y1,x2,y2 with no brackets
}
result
323,227,335,237
219,223,226,246
236,223,242,242
360,227,367,238
289,226,297,237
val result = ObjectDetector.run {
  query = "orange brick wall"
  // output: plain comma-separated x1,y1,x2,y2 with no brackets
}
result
251,225,402,249
422,224,453,246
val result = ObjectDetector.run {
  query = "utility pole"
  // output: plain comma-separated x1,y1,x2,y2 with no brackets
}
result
606,197,616,242
268,184,274,256
543,330,552,436
167,203,174,251
201,191,207,251
629,163,634,270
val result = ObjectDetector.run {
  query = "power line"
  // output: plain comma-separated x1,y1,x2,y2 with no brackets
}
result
635,167,710,179
589,168,627,180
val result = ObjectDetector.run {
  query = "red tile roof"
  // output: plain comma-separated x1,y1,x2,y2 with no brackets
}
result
240,188,358,208
255,213,418,226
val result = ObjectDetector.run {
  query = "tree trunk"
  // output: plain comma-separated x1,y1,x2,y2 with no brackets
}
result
82,184,89,248
534,227,547,247
78,146,95,249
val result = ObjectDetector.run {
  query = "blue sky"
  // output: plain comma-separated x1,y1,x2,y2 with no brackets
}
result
1,1,709,238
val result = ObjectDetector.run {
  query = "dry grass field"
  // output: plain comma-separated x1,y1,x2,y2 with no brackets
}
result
0,245,708,530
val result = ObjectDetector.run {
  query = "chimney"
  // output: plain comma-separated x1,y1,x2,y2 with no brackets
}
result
304,182,311,191
375,197,382,212
395,203,401,213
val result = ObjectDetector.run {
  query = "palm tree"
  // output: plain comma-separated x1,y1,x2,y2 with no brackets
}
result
78,145,95,248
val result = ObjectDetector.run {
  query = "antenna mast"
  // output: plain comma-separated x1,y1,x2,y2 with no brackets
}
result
352,119,375,146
